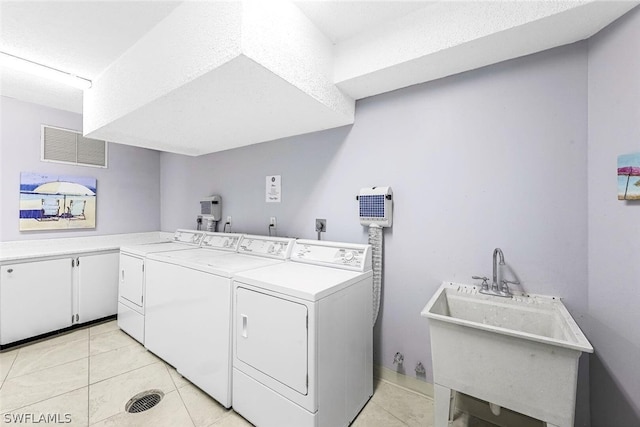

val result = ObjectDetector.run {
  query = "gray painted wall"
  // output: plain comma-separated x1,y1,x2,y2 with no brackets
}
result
587,7,640,427
161,43,591,424
0,96,161,241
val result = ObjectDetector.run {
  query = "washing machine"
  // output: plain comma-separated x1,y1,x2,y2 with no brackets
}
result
144,234,295,408
232,239,373,427
117,229,205,343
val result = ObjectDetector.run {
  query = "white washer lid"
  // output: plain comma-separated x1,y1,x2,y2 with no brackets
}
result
148,248,236,263
147,252,286,277
234,262,372,301
120,241,199,257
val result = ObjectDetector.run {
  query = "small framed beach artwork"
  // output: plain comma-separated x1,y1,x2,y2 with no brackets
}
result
618,153,640,201
19,172,97,231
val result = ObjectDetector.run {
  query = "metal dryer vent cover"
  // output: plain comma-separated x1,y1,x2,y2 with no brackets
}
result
125,390,164,413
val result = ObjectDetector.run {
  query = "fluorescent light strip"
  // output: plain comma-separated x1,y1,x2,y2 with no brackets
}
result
0,51,92,90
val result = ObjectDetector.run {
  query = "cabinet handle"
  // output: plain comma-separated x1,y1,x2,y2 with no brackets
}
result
76,257,80,266
121,270,125,281
7,268,13,273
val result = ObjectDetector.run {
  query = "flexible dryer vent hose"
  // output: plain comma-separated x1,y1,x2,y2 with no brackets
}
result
369,225,383,325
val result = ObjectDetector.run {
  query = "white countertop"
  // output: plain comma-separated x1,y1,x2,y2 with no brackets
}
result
0,232,173,263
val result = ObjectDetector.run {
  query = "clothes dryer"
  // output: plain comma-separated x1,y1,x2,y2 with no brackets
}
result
117,229,206,343
144,235,294,408
232,239,373,427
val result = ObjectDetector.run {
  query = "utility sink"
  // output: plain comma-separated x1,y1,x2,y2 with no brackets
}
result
421,282,593,427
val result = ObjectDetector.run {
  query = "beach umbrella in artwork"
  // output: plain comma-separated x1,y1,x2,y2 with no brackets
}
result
617,166,640,199
33,181,95,216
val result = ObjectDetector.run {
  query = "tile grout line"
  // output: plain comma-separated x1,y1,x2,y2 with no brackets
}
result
88,328,140,357
1,321,123,424
1,328,90,383
2,336,89,414
89,334,159,372
87,326,91,427
372,400,411,427
0,349,20,389
377,377,435,401
5,352,89,383
169,365,198,427
0,384,89,416
2,329,87,353
89,359,165,388
369,381,434,427
214,410,245,426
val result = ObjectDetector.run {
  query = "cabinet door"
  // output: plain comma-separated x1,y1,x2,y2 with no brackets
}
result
0,259,72,345
77,252,119,323
119,254,144,307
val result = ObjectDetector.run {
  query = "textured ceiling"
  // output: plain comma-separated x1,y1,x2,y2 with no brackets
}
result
1,1,638,155
294,1,435,43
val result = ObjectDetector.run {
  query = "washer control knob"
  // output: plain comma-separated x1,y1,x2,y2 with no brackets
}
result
344,252,355,262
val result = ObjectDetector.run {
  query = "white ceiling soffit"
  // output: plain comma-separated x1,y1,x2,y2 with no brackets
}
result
84,0,638,156
332,1,640,100
294,1,436,43
84,1,354,156
0,67,83,113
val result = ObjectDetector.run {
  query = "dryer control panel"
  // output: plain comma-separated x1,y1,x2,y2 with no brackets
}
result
173,229,205,245
237,235,295,259
291,239,372,272
200,232,242,252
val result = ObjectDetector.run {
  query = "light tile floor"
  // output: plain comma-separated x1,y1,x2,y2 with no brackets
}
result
0,320,493,427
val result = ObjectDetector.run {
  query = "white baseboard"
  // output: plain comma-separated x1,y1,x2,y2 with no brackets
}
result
374,364,434,398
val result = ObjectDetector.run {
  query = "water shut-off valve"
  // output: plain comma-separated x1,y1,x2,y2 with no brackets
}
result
393,352,404,365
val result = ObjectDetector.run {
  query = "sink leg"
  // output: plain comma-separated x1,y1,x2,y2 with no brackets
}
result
434,383,454,427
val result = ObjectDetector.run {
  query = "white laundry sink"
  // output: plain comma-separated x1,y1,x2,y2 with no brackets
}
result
421,282,593,427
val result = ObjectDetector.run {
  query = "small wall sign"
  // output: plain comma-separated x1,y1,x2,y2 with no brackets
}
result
266,175,281,203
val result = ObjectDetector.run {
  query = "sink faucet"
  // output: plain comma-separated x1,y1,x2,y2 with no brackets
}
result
492,248,504,292
473,248,519,298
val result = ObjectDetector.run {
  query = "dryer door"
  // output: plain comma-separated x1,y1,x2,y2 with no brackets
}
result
236,287,308,395
119,254,144,307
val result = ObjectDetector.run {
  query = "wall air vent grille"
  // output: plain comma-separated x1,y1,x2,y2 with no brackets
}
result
42,125,108,168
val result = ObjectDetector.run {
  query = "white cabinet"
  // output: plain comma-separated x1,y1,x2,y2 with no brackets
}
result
76,252,120,324
0,259,73,345
0,251,120,346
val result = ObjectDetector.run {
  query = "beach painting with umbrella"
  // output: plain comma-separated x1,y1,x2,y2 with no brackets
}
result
618,153,640,201
19,172,96,231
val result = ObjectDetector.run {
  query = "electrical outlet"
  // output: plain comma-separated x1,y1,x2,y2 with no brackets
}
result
270,216,277,227
226,216,232,224
315,218,326,232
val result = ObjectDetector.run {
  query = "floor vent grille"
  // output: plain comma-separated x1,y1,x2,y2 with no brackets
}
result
125,390,164,413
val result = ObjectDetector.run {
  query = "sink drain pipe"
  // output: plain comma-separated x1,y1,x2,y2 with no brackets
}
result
489,402,502,416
